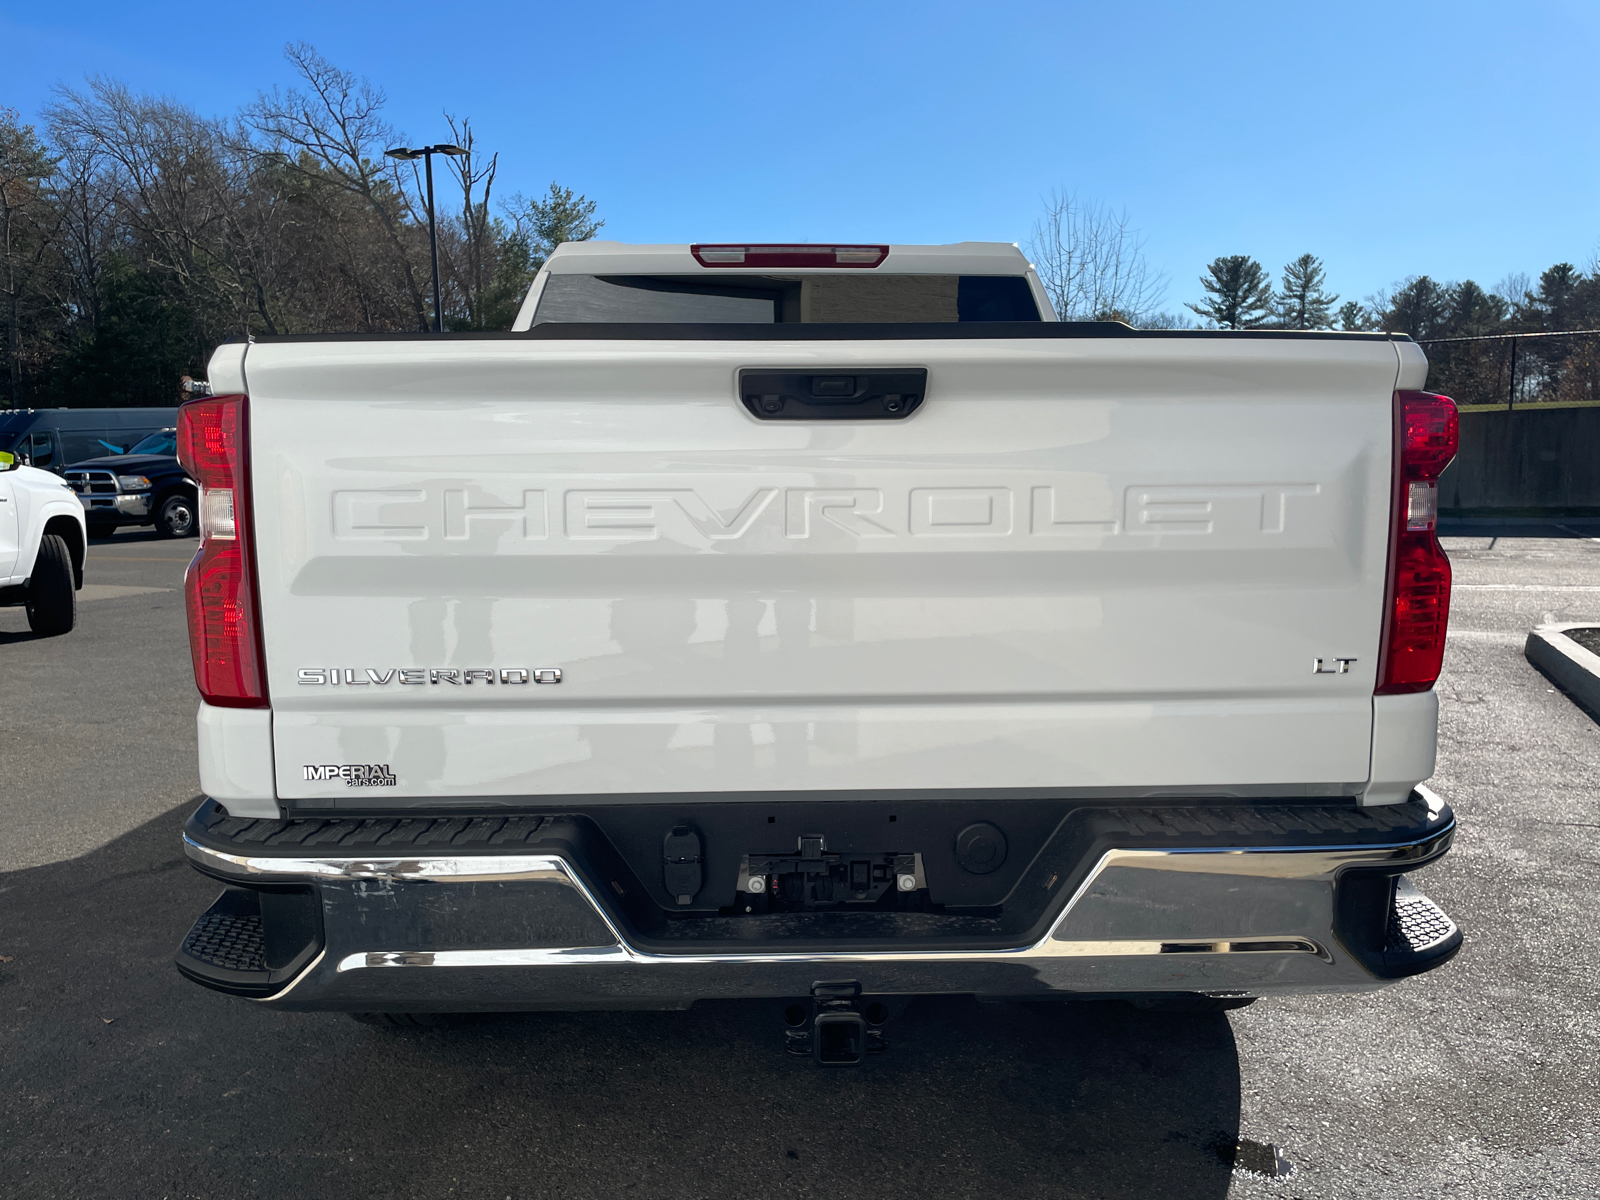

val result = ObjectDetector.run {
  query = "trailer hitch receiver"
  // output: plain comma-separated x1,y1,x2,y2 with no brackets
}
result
784,981,890,1066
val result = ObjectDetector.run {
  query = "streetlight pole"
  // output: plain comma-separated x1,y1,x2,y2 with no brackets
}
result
385,143,467,333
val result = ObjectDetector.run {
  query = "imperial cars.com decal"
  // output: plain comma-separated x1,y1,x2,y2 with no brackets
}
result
303,764,398,787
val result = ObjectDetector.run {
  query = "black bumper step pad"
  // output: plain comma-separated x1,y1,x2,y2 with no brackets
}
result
181,900,268,973
173,886,324,998
1383,882,1462,974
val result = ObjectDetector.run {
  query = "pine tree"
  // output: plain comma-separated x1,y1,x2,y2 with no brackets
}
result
1337,301,1374,331
1380,276,1453,340
513,182,604,270
1186,256,1274,328
1530,263,1584,332
1275,254,1338,329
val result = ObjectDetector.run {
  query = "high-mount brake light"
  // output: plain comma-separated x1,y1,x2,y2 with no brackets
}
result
1377,390,1459,695
690,244,889,269
178,395,266,707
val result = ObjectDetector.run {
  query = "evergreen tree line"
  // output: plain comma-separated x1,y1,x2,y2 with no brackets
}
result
1029,198,1600,406
1185,251,1600,338
1,43,603,409
1185,252,1600,405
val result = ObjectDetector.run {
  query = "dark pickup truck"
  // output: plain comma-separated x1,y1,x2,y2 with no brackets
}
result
65,428,198,539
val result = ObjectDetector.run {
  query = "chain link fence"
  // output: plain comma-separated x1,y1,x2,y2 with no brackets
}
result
1425,329,1600,510
1418,329,1600,411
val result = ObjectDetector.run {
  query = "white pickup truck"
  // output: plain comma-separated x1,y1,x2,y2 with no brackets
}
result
0,448,85,635
173,241,1461,1061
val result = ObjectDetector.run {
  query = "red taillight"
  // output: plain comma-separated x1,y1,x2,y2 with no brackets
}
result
1377,390,1458,695
690,244,889,268
178,395,266,707
1399,388,1459,479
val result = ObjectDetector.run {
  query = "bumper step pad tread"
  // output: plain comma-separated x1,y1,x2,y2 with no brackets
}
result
1388,894,1456,953
173,887,324,998
1383,884,1461,975
181,903,268,974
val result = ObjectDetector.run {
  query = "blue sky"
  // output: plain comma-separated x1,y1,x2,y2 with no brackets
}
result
4,0,1597,313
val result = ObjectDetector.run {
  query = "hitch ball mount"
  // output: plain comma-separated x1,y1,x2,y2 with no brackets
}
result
784,981,891,1066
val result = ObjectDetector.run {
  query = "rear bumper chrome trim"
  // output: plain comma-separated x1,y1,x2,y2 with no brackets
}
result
335,935,1331,974
182,842,574,886
183,786,1454,1002
258,949,327,1002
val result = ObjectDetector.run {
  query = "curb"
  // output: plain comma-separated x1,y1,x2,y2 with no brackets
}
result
1525,623,1600,719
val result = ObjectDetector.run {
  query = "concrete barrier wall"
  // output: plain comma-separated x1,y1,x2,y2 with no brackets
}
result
1440,406,1600,511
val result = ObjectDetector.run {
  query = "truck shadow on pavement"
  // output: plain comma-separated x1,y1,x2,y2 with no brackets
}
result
1,803,1242,1200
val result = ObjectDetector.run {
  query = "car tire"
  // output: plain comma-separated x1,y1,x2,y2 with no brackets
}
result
25,533,77,636
86,523,116,540
155,492,197,538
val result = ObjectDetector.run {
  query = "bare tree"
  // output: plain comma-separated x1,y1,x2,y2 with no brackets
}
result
246,43,429,330
47,80,292,339
45,114,117,332
1027,191,1166,323
1139,310,1197,330
434,114,501,329
4,46,609,398
1493,272,1531,310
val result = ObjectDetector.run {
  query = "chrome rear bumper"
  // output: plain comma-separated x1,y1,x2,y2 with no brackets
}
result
177,788,1459,1010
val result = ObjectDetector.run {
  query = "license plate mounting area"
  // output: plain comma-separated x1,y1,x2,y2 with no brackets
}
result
736,835,927,912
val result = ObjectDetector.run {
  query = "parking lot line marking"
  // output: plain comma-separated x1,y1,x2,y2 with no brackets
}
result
1454,584,1600,592
78,584,174,602
88,555,194,562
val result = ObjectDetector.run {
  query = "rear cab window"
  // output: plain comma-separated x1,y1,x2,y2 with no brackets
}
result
532,274,1041,325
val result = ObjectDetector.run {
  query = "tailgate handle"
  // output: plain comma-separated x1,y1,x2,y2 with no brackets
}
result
738,369,927,421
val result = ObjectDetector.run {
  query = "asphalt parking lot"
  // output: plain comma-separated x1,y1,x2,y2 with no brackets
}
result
2,527,1597,1199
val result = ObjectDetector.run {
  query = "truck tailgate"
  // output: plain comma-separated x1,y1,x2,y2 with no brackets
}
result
240,335,1400,805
